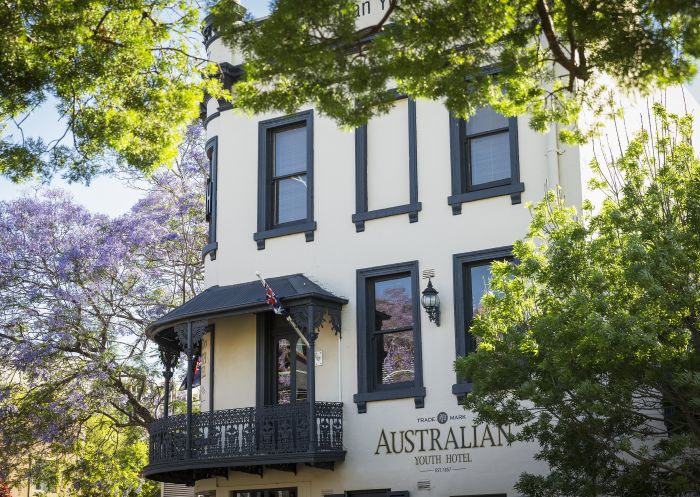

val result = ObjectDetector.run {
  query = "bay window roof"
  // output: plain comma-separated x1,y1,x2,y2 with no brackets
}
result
148,274,348,347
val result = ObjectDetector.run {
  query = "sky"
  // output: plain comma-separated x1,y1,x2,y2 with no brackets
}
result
243,0,271,18
0,0,272,218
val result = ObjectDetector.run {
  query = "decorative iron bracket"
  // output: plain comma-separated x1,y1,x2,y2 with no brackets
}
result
158,345,180,377
288,301,343,340
174,320,211,356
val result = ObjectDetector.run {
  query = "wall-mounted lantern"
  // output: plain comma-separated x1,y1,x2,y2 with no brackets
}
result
421,270,440,326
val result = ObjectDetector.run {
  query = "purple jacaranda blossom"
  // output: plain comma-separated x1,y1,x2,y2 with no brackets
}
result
0,124,207,471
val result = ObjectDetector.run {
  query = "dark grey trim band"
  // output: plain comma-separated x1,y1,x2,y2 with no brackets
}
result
353,97,421,232
452,246,512,401
203,137,219,261
448,182,525,207
352,203,423,224
201,242,219,260
448,113,523,214
354,261,425,413
255,110,315,250
253,221,317,250
204,111,220,129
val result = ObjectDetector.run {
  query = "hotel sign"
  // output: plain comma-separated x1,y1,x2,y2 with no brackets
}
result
373,411,514,474
354,0,392,30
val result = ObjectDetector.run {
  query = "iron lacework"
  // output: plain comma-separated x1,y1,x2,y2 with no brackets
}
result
144,402,344,484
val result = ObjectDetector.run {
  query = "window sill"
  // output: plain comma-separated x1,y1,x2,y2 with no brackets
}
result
452,382,473,403
353,386,426,413
201,242,218,261
352,202,422,232
254,221,317,250
448,182,525,214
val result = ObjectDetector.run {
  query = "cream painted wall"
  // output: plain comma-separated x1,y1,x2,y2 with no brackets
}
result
210,315,258,411
366,99,411,211
196,14,700,496
200,94,554,495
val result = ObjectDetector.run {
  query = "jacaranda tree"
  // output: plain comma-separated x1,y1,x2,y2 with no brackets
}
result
0,124,208,491
457,106,700,495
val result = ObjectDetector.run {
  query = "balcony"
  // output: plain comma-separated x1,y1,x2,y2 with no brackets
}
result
144,402,344,485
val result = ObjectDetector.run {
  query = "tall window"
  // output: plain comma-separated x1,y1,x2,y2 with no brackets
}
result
448,105,524,213
354,261,425,413
202,137,218,260
272,125,308,225
452,247,512,396
255,111,315,250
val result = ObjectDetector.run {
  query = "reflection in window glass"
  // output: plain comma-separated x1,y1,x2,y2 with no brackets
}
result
295,341,308,401
374,276,413,330
271,491,293,497
469,132,511,185
371,274,415,386
375,330,415,384
274,127,307,175
275,176,307,224
470,264,493,318
466,106,509,135
276,338,291,404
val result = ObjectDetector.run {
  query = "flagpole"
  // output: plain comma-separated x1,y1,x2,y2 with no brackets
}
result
256,271,310,348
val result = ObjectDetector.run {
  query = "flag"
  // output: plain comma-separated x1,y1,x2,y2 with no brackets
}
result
264,281,289,317
179,356,201,391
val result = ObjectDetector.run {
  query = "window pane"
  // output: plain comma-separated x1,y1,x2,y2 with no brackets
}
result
374,276,413,331
466,106,509,135
375,330,415,384
274,126,307,176
469,132,511,185
277,338,291,404
276,176,307,224
470,264,492,318
295,341,308,401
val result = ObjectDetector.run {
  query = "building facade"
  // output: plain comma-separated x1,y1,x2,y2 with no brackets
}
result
143,3,700,497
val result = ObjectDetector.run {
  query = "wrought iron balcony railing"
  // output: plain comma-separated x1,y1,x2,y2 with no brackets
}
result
146,401,344,475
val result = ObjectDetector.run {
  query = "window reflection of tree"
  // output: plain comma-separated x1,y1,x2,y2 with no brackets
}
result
373,278,415,385
275,338,308,404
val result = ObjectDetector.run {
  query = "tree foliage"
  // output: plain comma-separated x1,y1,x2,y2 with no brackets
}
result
31,417,160,497
212,0,700,140
0,0,224,182
457,106,700,495
0,124,207,488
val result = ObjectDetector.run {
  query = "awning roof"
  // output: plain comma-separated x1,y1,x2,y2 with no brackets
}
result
147,273,348,339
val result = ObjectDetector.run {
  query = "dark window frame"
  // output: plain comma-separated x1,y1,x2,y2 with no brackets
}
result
353,94,421,232
230,488,298,497
202,136,219,261
329,489,408,497
452,246,512,398
255,111,316,250
354,261,425,413
448,109,524,214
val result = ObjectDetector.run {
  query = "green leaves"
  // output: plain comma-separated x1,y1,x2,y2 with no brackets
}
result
215,0,698,144
0,0,218,182
457,107,700,495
